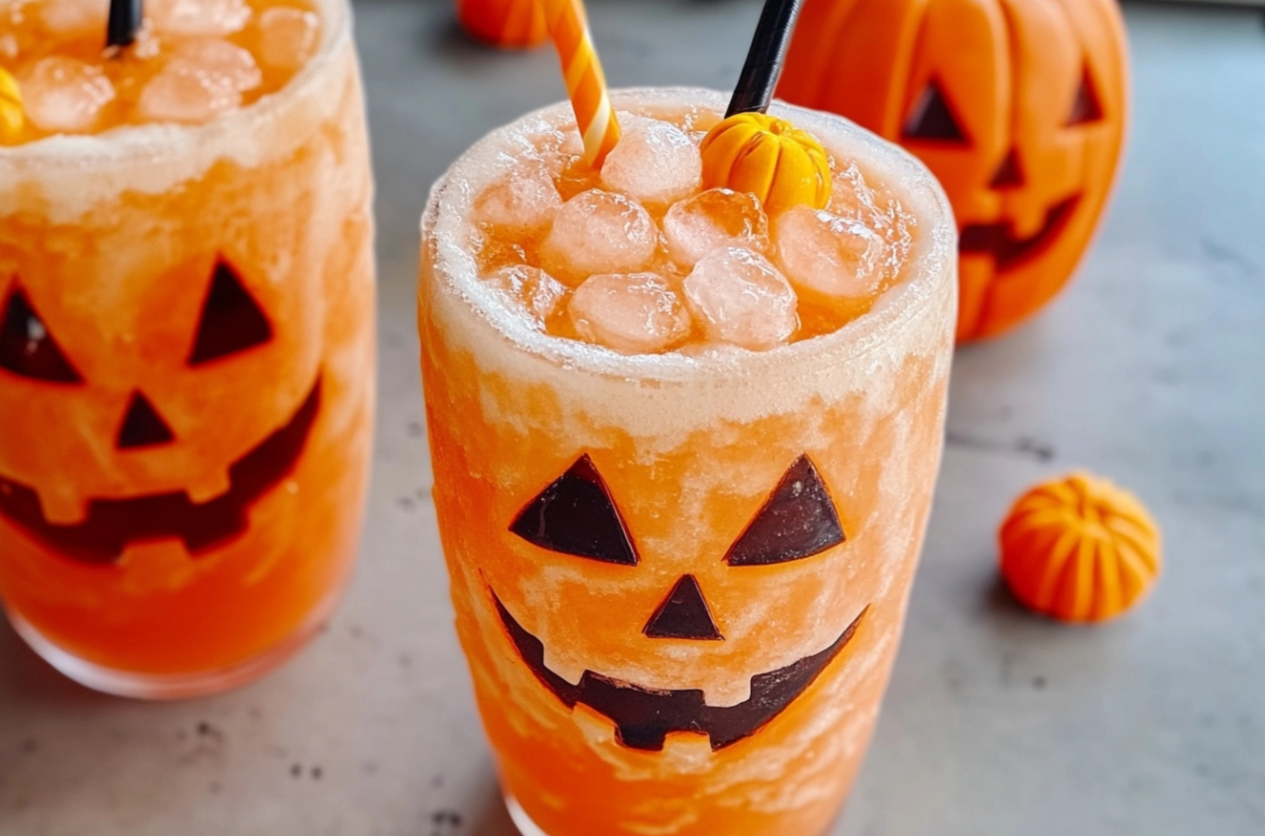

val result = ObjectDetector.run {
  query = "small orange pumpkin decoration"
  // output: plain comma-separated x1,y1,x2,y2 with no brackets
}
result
999,472,1160,623
780,0,1129,341
457,0,548,49
700,113,832,216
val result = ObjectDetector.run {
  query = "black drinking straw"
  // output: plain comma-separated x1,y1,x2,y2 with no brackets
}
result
106,0,142,49
726,0,805,118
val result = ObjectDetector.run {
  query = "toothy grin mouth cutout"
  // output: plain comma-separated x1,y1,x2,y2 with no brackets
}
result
0,375,321,566
494,591,867,751
959,195,1079,269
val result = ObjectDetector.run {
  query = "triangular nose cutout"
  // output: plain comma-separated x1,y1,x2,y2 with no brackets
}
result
989,150,1025,189
644,575,723,640
117,392,176,450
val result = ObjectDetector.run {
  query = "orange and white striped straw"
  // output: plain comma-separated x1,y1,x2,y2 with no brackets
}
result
539,0,620,167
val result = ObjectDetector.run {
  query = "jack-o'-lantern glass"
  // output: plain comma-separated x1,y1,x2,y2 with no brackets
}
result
419,89,955,836
0,0,375,698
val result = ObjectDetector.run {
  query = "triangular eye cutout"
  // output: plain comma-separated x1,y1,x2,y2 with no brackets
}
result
643,575,723,640
1066,66,1104,126
510,454,638,565
902,80,968,143
0,287,82,384
726,455,845,567
187,259,273,367
117,391,176,450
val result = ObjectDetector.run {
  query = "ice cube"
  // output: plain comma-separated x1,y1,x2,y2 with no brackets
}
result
169,38,262,92
3,0,48,62
20,56,115,133
128,25,163,60
829,161,881,221
38,0,106,36
474,165,562,236
569,272,691,354
148,0,251,37
600,115,702,206
511,124,576,176
682,247,797,350
774,204,888,299
253,6,320,73
540,189,658,285
881,199,915,282
137,60,241,123
663,188,770,267
831,162,916,286
134,37,258,124
482,265,568,330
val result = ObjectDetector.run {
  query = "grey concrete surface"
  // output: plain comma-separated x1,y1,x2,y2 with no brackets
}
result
2,1,1264,834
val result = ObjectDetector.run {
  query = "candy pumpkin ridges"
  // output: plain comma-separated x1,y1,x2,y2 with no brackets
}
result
0,68,22,140
999,473,1160,622
779,0,1129,341
699,113,832,215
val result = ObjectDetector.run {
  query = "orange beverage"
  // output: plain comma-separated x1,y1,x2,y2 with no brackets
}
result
419,88,956,836
0,0,375,698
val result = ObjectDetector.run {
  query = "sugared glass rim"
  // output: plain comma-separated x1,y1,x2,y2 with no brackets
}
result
422,87,958,383
0,0,349,168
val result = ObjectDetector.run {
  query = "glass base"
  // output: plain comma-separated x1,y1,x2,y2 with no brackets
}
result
7,585,343,700
505,795,552,836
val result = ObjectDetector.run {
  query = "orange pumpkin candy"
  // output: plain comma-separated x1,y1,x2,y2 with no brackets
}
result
700,113,833,215
457,0,548,49
780,0,1129,341
999,472,1161,623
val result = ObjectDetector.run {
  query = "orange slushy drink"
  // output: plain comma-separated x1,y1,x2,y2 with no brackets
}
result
420,88,956,836
0,0,375,698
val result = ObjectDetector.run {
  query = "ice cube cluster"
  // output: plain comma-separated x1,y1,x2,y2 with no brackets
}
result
1,0,322,142
473,113,916,355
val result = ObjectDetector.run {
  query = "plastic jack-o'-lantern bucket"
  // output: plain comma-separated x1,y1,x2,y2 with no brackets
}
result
0,0,376,699
781,0,1129,341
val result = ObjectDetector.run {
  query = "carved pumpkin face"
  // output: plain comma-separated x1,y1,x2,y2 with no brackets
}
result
488,452,866,752
0,46,377,683
0,254,323,563
781,0,1129,340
